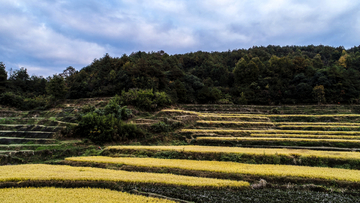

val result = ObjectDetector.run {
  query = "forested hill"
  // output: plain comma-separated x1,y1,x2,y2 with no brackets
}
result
2,45,360,109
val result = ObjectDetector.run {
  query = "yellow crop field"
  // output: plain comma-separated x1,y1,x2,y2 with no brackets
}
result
0,164,248,189
250,134,360,139
181,129,360,135
161,110,360,118
66,156,360,182
161,109,199,114
0,187,175,203
278,125,360,129
267,114,360,117
197,121,274,125
198,115,268,119
196,137,360,143
275,122,360,126
106,145,360,160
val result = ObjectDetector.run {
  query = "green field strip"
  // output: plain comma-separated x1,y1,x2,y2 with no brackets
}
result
0,188,176,203
66,156,360,183
250,134,360,139
0,144,59,147
181,129,360,135
0,137,55,140
0,117,47,120
0,130,56,134
196,137,360,144
0,164,249,189
0,124,66,128
105,145,360,160
0,150,34,154
0,137,57,144
275,122,360,126
0,144,60,150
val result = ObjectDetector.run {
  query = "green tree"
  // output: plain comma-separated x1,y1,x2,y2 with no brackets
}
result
313,85,326,105
0,62,7,93
46,75,67,99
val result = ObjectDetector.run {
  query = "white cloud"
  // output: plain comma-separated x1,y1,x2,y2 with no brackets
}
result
1,0,360,76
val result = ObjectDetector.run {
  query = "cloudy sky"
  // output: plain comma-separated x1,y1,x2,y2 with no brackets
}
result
1,0,360,76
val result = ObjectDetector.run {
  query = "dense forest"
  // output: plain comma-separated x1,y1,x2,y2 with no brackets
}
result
2,44,360,110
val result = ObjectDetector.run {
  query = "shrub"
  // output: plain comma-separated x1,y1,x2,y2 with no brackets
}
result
120,89,172,110
0,92,52,110
104,95,132,120
75,112,143,144
151,121,170,133
0,92,23,108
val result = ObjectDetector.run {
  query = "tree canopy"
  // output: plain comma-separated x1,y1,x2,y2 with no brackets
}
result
2,45,360,108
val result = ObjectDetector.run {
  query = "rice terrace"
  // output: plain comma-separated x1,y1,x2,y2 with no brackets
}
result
2,100,360,202
2,45,360,202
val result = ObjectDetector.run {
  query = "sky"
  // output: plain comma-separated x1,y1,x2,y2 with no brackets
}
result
1,0,360,77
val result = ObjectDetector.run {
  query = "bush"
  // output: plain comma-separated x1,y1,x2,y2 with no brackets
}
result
0,92,52,110
104,95,132,120
151,121,170,133
0,92,23,108
120,89,172,111
75,112,143,144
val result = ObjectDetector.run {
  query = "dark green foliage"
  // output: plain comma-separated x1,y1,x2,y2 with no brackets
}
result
0,92,23,108
75,112,143,144
0,92,51,110
0,62,7,93
4,45,360,105
119,89,172,110
104,95,132,120
74,96,142,144
150,121,170,133
46,74,67,100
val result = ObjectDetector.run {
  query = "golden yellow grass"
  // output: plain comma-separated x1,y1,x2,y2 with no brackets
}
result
162,109,360,117
250,134,360,139
278,125,360,129
0,164,248,189
181,129,360,135
197,121,274,125
66,156,360,182
161,109,266,118
276,122,360,126
267,114,360,117
196,137,360,143
106,145,360,160
0,187,175,203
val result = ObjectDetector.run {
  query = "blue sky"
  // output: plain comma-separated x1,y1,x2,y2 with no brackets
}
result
1,0,360,76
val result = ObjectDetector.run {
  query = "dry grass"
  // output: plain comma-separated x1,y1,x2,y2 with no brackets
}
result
106,145,360,160
278,125,360,129
275,122,360,126
250,134,360,139
197,121,274,125
0,164,249,189
196,137,360,144
181,129,360,135
0,187,176,203
66,156,360,182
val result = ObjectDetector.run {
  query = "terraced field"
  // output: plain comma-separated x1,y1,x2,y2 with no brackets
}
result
0,105,91,165
4,104,360,202
63,106,360,201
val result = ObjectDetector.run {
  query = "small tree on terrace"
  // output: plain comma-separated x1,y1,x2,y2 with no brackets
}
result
46,74,68,100
0,62,7,93
313,85,326,105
